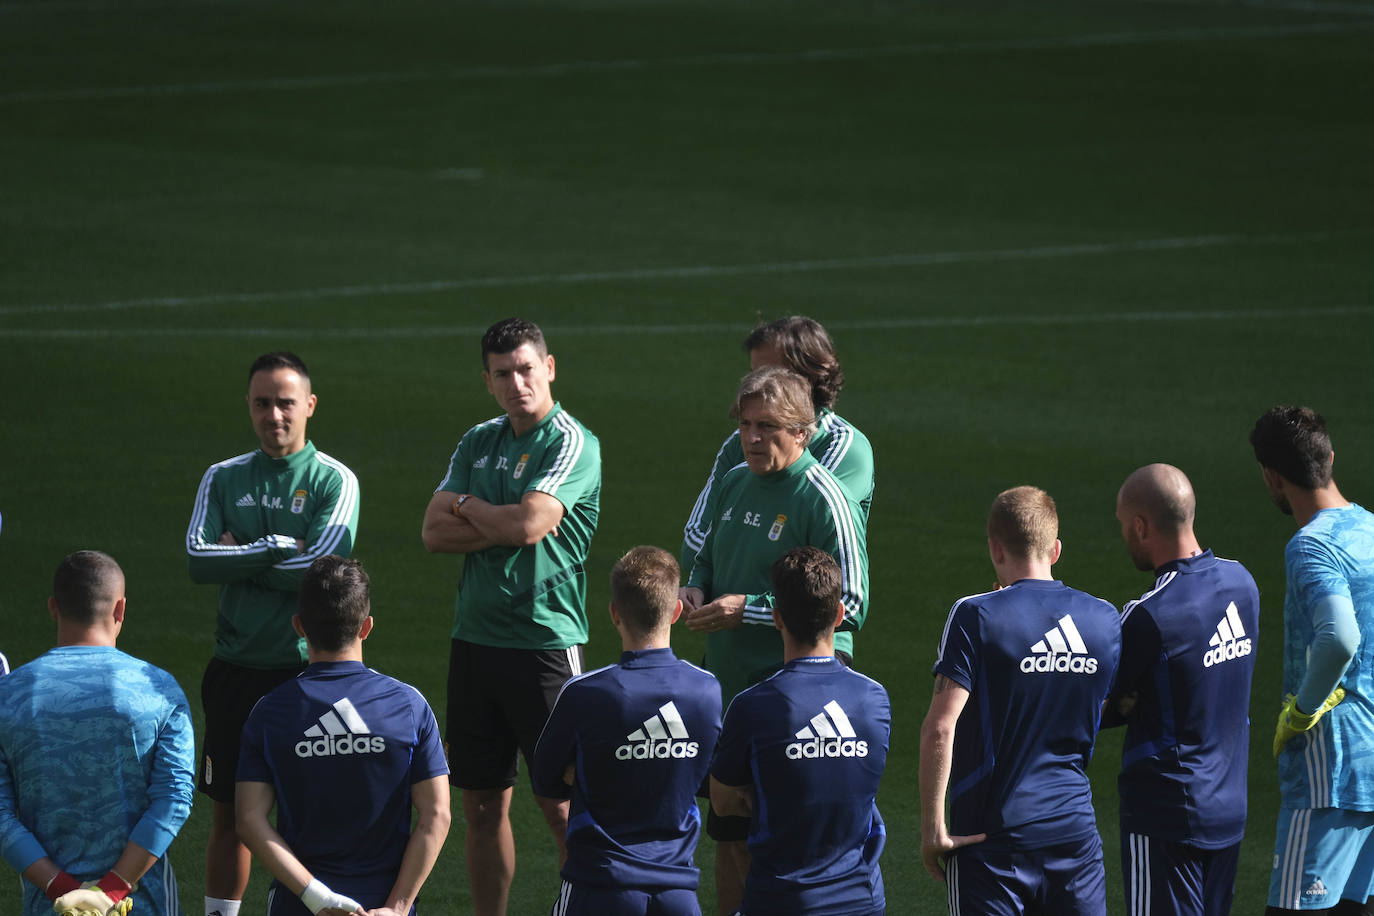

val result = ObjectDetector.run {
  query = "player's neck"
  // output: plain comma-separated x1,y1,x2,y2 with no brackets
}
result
55,623,116,648
620,630,671,652
307,645,364,664
509,399,555,436
783,634,834,663
1154,534,1204,569
1294,483,1350,527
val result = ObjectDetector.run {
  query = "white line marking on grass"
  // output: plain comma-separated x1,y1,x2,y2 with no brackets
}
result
3,20,1373,104
0,232,1333,316
2,305,1371,340
1149,0,1374,14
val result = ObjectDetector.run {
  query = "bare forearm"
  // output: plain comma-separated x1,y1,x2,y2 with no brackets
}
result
381,811,450,912
460,497,552,547
421,494,495,553
918,719,954,842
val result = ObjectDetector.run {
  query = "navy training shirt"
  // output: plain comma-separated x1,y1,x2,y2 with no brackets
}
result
238,660,448,887
1106,551,1259,847
934,578,1121,850
711,656,889,915
532,647,722,890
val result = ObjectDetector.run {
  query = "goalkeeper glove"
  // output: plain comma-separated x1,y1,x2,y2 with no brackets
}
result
300,878,363,915
52,870,133,916
1274,687,1346,758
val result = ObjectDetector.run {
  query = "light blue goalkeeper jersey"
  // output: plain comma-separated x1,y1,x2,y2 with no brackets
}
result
1279,503,1374,810
0,646,195,916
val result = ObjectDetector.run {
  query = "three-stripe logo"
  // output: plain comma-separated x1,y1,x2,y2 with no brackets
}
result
786,700,869,759
1203,601,1253,668
294,698,386,758
1019,614,1100,674
615,701,700,760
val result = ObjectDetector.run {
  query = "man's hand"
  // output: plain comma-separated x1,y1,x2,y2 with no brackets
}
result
679,587,704,612
1274,687,1346,757
52,888,132,916
1114,690,1139,720
683,594,746,633
217,531,239,546
921,830,987,882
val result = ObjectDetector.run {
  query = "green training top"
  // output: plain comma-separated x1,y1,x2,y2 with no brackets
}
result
437,403,601,650
186,441,360,669
687,450,869,704
680,407,874,572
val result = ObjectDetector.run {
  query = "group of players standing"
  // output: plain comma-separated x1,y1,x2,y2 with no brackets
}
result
0,315,1371,916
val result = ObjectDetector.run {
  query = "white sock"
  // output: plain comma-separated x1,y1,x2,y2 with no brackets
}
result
205,898,242,916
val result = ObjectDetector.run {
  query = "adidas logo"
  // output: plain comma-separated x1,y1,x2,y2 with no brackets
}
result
235,493,256,507
1304,879,1328,898
786,700,869,760
1019,614,1100,675
720,507,733,523
1203,601,1253,668
472,455,488,469
294,697,386,758
616,702,700,760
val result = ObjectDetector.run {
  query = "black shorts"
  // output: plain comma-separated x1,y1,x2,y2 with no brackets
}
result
707,649,853,843
199,657,302,803
446,638,583,791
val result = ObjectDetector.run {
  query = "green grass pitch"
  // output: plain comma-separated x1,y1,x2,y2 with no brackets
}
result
3,0,1373,912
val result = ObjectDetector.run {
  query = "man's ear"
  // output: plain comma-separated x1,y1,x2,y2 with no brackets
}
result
832,601,846,629
358,616,374,640
669,599,683,625
292,614,305,638
1049,539,1062,566
111,596,126,624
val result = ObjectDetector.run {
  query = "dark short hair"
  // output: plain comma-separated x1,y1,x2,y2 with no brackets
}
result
987,486,1058,559
610,546,680,636
1251,405,1334,489
743,316,845,410
771,546,842,645
481,318,547,369
52,550,123,626
248,351,309,383
298,556,371,651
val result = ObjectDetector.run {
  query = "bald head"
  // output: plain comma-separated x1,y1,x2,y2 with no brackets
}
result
1115,464,1201,571
51,550,125,626
1118,464,1196,534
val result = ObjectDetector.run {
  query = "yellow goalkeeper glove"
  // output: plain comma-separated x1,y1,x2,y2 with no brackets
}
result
52,871,133,916
1274,687,1346,758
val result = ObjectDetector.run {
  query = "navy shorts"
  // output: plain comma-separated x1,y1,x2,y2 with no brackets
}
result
550,880,700,916
947,833,1106,916
446,639,584,790
1123,833,1239,916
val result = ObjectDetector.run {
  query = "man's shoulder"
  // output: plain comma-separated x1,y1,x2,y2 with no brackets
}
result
201,450,259,477
303,446,358,480
817,410,874,452
543,407,601,455
458,414,511,446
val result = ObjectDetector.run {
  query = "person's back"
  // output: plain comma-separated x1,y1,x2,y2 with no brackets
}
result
534,651,720,890
239,662,444,891
1116,552,1259,844
710,546,888,916
0,647,193,916
939,580,1119,847
717,658,889,913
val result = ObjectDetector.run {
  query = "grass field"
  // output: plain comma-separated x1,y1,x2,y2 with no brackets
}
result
3,0,1374,912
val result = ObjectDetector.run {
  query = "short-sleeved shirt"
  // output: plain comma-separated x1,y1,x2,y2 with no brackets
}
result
1107,551,1260,847
1279,503,1374,810
436,403,601,650
711,657,889,915
0,647,195,916
687,452,868,704
187,441,360,668
934,579,1121,850
238,660,448,891
531,648,722,891
681,408,875,571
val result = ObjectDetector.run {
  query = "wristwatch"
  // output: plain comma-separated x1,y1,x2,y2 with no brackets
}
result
452,494,472,516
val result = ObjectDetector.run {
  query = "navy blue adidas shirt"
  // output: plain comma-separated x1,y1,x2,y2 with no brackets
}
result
238,661,448,895
711,656,889,916
935,579,1121,850
1104,551,1259,847
532,648,722,891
